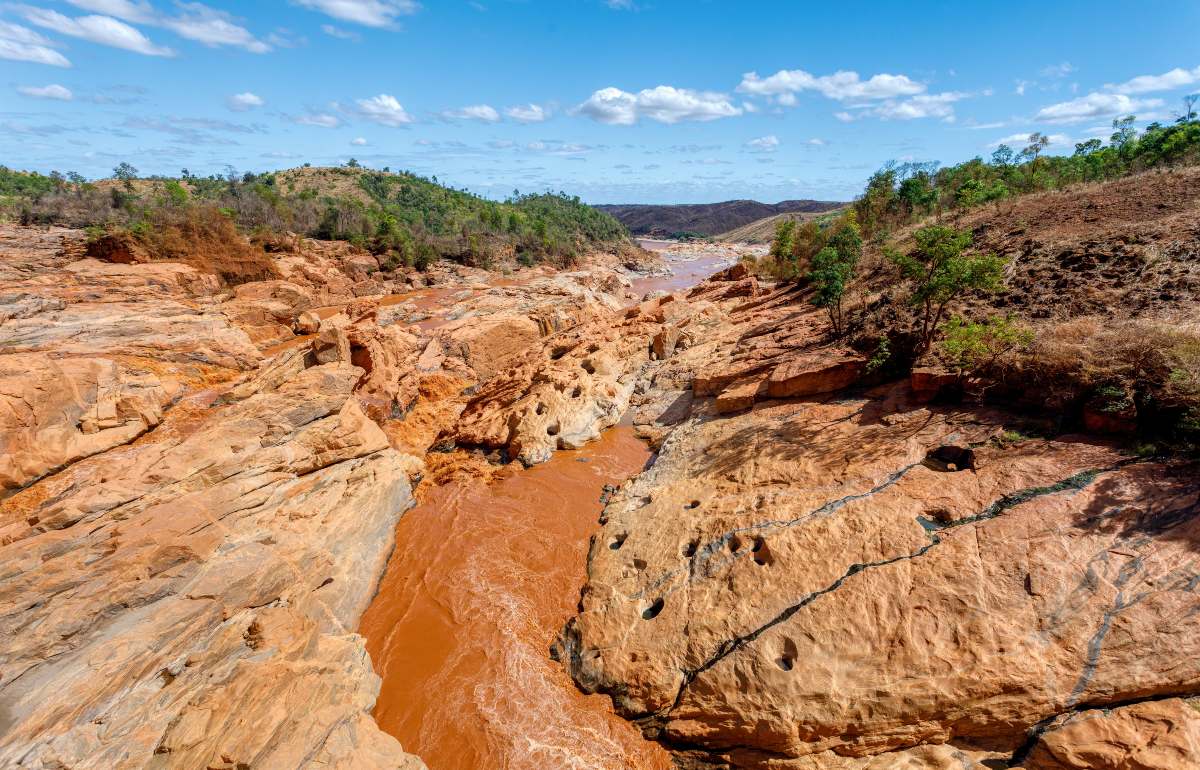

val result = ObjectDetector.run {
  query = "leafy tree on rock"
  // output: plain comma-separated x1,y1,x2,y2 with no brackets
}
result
886,225,1008,355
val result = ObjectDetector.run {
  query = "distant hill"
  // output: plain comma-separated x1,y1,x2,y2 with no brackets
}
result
595,199,845,238
716,208,846,244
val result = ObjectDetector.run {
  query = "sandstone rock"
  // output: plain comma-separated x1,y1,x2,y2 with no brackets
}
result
0,363,423,769
352,278,385,297
445,315,542,381
652,326,682,360
295,309,322,334
911,366,960,403
711,262,749,281
313,322,351,365
714,376,767,414
1024,697,1200,769
767,350,865,398
561,318,1200,770
0,353,174,491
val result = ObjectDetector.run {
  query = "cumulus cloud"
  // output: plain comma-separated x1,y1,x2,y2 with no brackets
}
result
504,103,550,123
737,68,925,102
1108,65,1200,95
576,85,741,125
441,104,500,123
295,0,420,28
356,93,413,126
19,7,174,56
1034,92,1163,123
989,131,1070,149
745,135,779,152
227,92,264,111
18,83,73,100
295,112,341,128
0,22,71,66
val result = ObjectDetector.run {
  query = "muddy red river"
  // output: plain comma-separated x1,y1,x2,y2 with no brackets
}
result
359,245,730,769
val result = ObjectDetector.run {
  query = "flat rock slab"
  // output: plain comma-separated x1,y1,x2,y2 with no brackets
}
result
767,350,865,398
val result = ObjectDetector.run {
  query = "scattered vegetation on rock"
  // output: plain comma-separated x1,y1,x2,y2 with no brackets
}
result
758,112,1200,446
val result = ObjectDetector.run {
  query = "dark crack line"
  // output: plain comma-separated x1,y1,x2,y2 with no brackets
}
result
626,461,923,602
666,460,1135,714
1009,688,1200,766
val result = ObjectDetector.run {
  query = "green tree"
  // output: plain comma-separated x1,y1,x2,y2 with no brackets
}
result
770,218,797,260
1111,115,1138,148
886,225,1008,354
807,213,862,336
113,162,138,191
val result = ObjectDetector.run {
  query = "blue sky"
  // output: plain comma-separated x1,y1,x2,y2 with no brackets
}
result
3,0,1199,203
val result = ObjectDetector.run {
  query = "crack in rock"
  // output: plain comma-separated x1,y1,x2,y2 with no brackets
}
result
664,461,1133,714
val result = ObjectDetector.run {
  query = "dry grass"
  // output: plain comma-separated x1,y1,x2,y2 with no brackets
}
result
997,316,1200,421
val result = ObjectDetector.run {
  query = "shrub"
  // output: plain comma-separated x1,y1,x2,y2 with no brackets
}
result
940,316,1034,374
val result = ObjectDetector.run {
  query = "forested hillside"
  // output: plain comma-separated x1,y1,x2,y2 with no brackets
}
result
0,163,632,271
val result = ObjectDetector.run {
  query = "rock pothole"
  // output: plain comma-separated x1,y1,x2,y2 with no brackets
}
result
924,444,976,472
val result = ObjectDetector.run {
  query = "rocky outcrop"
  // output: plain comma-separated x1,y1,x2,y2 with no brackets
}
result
0,225,431,769
0,363,423,769
0,222,658,769
558,277,1200,769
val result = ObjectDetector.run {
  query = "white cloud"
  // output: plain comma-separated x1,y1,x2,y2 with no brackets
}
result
66,0,155,23
356,93,413,126
67,0,270,52
0,22,71,67
19,7,174,56
1108,65,1200,95
18,83,73,100
504,103,550,123
837,92,968,122
737,68,925,102
989,132,1070,149
295,112,340,128
1040,62,1075,78
351,137,368,145
576,85,741,125
1034,92,1163,123
295,0,420,28
227,91,264,111
162,3,270,53
605,0,636,8
441,104,500,122
806,138,826,146
745,135,779,152
321,23,360,40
